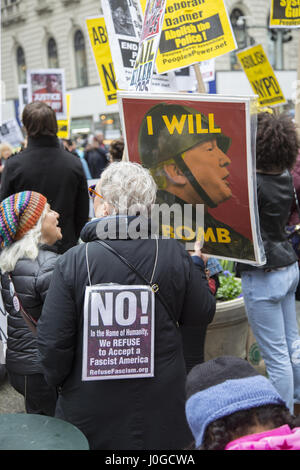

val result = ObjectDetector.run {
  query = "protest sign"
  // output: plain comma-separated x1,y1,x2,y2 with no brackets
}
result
155,0,237,74
82,284,155,380
18,84,28,121
102,0,175,91
57,94,71,140
129,0,167,91
27,68,67,120
237,44,286,107
86,16,119,105
0,119,24,148
270,0,300,28
118,91,265,264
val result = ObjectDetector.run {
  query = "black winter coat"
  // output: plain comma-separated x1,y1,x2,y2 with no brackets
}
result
84,147,108,178
1,246,59,375
0,135,89,254
37,217,216,450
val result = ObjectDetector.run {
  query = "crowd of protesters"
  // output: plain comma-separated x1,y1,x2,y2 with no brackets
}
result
0,100,300,450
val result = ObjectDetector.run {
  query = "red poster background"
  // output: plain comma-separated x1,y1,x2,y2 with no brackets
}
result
121,97,253,241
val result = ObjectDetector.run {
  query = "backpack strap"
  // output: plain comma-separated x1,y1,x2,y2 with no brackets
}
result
89,238,179,329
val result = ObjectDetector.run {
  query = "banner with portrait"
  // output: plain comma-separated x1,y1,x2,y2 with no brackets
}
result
155,0,237,74
118,91,265,265
270,0,300,28
27,68,67,120
101,0,175,91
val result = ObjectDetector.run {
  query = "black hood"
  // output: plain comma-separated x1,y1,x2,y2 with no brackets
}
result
80,215,154,243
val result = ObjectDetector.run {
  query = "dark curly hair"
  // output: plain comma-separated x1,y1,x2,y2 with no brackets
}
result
109,137,124,162
256,112,299,172
197,404,295,450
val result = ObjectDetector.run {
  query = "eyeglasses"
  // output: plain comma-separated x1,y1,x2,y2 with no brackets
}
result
88,185,103,199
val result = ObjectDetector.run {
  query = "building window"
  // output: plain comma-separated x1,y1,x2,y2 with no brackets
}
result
74,29,88,87
230,8,248,70
16,46,26,84
48,37,59,68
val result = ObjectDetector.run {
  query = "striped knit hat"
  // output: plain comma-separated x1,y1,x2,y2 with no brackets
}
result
185,356,285,448
0,191,47,248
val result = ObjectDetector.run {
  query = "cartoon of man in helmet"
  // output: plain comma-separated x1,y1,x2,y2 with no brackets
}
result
138,102,255,260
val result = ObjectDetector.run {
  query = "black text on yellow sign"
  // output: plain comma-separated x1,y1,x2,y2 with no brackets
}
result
86,17,119,105
270,0,300,27
237,44,286,107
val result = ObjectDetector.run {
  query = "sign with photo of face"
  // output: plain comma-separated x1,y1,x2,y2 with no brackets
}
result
118,91,265,265
27,68,67,120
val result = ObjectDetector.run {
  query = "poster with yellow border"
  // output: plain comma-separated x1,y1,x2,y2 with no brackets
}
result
86,16,119,105
155,0,237,74
57,94,71,139
270,0,300,28
237,44,286,107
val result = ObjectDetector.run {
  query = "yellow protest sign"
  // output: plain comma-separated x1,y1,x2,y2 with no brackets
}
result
270,0,300,28
237,44,286,107
57,94,71,139
86,16,119,105
155,0,237,74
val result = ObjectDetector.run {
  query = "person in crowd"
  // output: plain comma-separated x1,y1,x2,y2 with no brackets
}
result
237,112,300,415
0,101,89,254
138,102,255,261
0,191,61,415
37,161,216,450
109,137,124,163
62,138,92,179
84,134,109,178
186,356,300,450
0,142,13,183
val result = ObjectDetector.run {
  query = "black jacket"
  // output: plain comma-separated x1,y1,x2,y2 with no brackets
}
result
0,135,89,254
84,147,108,178
238,170,298,273
1,246,59,375
37,217,215,450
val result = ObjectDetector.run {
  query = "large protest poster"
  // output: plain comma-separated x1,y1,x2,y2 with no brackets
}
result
86,16,119,105
0,119,24,148
57,94,71,139
155,0,237,74
102,0,175,91
82,284,155,380
237,44,286,107
118,92,265,264
27,68,67,120
270,0,300,28
129,0,167,91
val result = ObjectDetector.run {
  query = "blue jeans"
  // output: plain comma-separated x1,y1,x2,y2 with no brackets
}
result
241,262,300,413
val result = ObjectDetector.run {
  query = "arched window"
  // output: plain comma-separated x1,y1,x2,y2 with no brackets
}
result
16,46,26,84
74,30,88,87
230,8,248,70
48,37,59,68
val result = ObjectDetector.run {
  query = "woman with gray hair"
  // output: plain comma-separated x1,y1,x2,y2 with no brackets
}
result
37,161,215,450
0,191,62,415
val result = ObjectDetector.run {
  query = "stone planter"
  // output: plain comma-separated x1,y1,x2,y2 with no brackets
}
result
204,296,266,374
204,296,248,361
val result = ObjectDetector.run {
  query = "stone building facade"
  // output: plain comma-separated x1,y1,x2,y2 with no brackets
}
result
1,0,299,136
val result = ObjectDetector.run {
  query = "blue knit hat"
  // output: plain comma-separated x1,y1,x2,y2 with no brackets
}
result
185,356,285,448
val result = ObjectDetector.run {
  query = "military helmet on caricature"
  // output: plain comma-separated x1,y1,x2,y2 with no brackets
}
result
138,103,231,208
